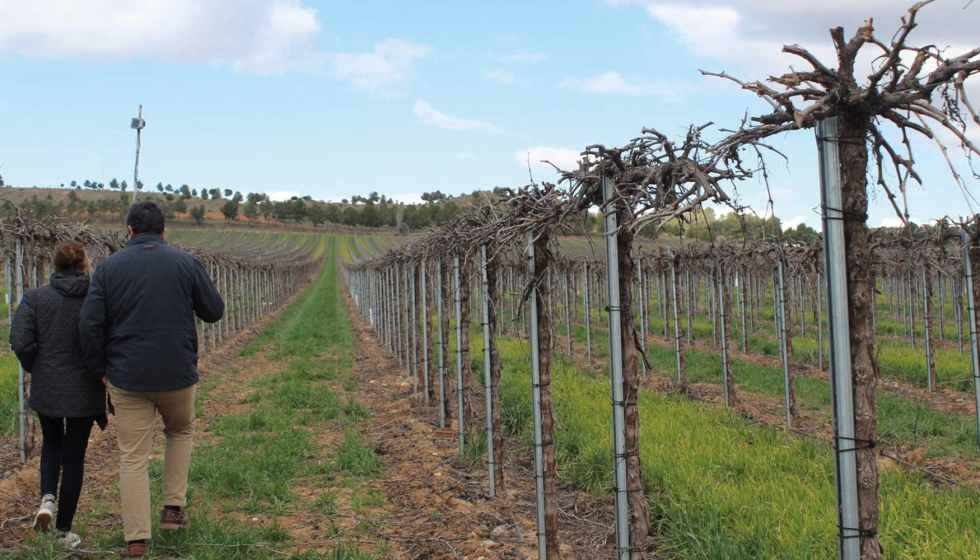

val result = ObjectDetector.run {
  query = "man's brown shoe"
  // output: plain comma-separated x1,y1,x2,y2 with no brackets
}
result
121,542,147,558
160,509,189,531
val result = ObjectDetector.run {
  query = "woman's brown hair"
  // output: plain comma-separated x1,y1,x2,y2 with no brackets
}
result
52,242,88,272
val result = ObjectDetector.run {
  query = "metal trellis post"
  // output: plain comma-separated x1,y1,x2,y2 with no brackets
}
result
817,117,860,560
480,245,496,496
602,174,630,560
525,233,547,560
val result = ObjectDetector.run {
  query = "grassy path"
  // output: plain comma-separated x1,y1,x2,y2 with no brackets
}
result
3,238,383,559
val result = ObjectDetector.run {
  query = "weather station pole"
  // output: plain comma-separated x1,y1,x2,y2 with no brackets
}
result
131,105,145,205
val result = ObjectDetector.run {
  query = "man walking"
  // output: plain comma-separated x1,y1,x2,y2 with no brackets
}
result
81,201,223,558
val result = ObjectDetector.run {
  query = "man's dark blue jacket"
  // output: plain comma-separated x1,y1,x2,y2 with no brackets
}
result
80,234,224,392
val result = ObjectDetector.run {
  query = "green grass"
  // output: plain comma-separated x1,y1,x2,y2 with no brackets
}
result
0,351,20,436
333,429,381,477
483,332,980,559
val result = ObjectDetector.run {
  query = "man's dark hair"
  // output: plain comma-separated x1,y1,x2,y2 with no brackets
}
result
126,201,166,235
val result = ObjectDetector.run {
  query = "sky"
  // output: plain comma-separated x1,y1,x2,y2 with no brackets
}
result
0,0,978,229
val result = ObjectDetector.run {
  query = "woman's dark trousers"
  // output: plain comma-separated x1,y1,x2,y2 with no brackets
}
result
38,414,95,532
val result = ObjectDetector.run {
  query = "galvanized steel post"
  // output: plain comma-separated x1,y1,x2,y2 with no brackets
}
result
437,260,447,428
480,245,496,496
602,174,630,560
817,117,860,560
525,233,547,560
961,229,980,457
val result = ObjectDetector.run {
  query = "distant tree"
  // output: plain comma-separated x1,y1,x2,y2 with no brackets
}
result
191,188,197,197
179,184,192,199
291,199,307,223
201,189,209,200
421,191,447,204
109,178,120,190
173,198,188,215
244,199,260,221
307,203,327,228
156,183,165,193
341,198,349,204
341,207,358,228
232,191,243,203
359,201,380,228
324,204,341,224
220,199,240,222
439,201,461,224
222,189,231,198
165,184,174,192
190,205,206,225
120,180,128,192
785,222,819,243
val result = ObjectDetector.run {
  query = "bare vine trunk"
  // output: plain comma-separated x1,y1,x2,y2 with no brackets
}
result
674,266,689,393
533,235,560,559
425,264,436,405
839,114,882,559
616,219,650,558
413,265,423,399
924,270,936,390
781,264,799,425
459,257,474,431
441,258,453,422
720,271,738,407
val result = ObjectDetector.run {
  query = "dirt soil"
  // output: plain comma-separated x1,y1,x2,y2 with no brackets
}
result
339,278,620,559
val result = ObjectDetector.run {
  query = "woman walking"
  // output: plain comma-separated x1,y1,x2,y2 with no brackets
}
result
9,241,107,549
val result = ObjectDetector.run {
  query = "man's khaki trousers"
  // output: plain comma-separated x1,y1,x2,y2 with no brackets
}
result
107,383,196,542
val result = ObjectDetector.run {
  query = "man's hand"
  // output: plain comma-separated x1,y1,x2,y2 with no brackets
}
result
102,376,108,387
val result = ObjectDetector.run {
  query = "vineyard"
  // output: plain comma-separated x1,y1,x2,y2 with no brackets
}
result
0,2,978,559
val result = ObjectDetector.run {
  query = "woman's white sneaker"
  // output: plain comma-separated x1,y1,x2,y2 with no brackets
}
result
57,531,82,549
33,495,55,533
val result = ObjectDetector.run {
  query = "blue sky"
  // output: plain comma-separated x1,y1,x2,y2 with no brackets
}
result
0,0,978,229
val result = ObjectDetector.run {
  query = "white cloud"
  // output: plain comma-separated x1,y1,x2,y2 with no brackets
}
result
560,72,682,102
0,0,322,74
0,2,431,87
607,1,978,78
782,215,806,230
328,39,430,93
456,151,478,160
267,190,301,201
514,147,584,177
413,100,502,133
484,70,516,85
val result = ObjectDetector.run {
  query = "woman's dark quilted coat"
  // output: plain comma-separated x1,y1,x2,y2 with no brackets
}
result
9,271,106,418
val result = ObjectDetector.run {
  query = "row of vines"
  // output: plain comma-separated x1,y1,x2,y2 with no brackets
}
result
346,4,980,559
